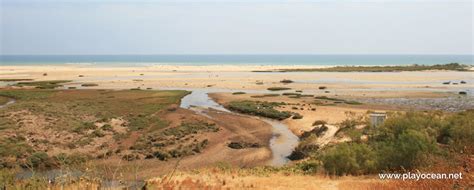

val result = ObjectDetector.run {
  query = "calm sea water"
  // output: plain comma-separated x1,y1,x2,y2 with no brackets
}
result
0,55,472,66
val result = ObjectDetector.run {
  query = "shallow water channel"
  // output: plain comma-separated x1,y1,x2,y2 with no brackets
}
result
178,89,299,166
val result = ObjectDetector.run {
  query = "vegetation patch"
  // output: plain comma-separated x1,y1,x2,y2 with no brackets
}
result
278,63,471,72
282,92,300,96
228,141,261,149
232,92,246,95
132,121,217,160
14,80,72,89
81,83,99,87
292,110,474,176
163,122,219,138
292,113,303,119
315,96,362,105
288,135,319,160
227,101,291,120
280,79,294,84
0,89,188,168
250,94,280,98
267,87,291,91
315,96,344,101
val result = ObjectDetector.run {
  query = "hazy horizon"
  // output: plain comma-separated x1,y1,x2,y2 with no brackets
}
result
1,0,473,55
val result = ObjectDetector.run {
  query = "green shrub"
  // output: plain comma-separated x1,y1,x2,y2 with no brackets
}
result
288,135,319,160
25,152,54,169
437,110,474,153
321,143,376,176
295,160,320,174
53,153,89,167
153,150,171,161
292,110,473,176
374,129,435,170
227,101,291,120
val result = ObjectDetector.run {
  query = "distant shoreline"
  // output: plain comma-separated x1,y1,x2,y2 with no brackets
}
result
1,63,472,73
1,54,472,67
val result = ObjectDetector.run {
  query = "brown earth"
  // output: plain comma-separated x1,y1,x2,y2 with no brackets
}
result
90,108,273,180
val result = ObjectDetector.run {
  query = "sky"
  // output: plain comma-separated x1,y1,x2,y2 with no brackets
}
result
0,0,472,55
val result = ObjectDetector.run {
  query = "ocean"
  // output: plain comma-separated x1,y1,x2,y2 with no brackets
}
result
0,54,472,66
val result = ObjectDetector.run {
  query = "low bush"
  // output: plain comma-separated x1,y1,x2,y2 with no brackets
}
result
163,122,219,138
292,113,303,119
320,143,377,175
288,135,319,160
292,110,474,176
227,101,291,120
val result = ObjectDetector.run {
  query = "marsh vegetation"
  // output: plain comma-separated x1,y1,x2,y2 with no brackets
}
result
0,89,189,170
274,63,471,72
226,101,292,120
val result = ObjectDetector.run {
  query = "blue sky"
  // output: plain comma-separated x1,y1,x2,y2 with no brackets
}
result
0,0,472,55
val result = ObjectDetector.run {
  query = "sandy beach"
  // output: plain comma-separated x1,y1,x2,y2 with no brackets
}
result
1,65,472,98
2,1,472,188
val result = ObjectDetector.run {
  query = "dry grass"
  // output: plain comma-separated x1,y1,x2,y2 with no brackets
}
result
0,96,10,105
